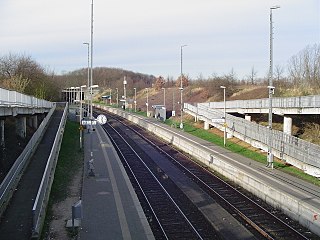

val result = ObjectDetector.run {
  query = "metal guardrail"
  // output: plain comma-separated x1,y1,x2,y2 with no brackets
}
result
32,103,68,238
0,104,56,217
185,103,320,174
206,94,320,109
0,87,53,109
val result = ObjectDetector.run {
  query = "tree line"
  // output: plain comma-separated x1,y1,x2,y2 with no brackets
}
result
0,43,319,101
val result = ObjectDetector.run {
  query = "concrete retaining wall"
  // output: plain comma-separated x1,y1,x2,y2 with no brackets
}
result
95,105,320,236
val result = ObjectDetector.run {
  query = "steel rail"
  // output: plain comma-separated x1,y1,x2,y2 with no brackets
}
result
109,113,310,240
101,119,204,240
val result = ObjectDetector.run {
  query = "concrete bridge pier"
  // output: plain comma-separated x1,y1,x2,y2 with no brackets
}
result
16,116,27,139
245,115,252,121
0,119,4,147
204,121,210,130
283,116,292,135
29,115,38,129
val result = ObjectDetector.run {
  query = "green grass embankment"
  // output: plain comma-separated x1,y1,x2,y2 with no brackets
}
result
41,120,83,239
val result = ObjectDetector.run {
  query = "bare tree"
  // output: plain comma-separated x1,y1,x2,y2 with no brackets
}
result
175,74,189,88
0,74,30,92
247,66,257,84
274,64,284,81
154,76,165,90
224,68,237,83
287,44,320,88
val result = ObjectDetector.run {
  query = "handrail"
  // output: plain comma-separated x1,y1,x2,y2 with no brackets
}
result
0,87,53,109
185,103,320,176
32,103,68,238
207,94,320,109
0,104,56,217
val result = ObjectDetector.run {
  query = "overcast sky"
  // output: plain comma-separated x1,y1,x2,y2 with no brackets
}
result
1,0,319,79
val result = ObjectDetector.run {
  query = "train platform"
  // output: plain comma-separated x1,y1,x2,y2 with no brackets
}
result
78,124,154,240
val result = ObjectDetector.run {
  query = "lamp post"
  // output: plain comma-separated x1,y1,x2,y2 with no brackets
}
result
172,88,175,116
180,44,187,129
134,87,137,112
123,76,127,109
67,88,71,104
146,88,149,117
162,87,166,106
83,42,90,115
220,86,226,147
267,5,280,169
70,87,75,104
116,88,119,107
79,85,87,149
75,87,80,103
109,88,112,105
89,0,94,121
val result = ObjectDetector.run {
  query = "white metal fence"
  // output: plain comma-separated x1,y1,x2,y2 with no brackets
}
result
185,103,320,172
0,104,56,218
206,94,320,109
0,87,52,108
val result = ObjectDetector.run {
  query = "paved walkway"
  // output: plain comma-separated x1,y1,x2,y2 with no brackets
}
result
0,107,64,240
78,124,154,240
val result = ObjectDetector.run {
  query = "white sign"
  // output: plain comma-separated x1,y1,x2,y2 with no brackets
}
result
96,114,107,124
81,120,97,125
212,118,225,123
172,111,176,117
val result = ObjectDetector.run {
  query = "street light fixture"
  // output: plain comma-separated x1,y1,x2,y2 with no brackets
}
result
220,86,226,147
70,87,75,104
123,76,127,109
146,88,149,117
89,0,94,122
116,88,119,107
267,5,280,169
180,44,187,129
79,85,87,149
83,42,90,115
134,87,137,112
109,88,112,105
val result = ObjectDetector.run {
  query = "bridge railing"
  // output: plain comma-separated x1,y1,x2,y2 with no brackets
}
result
32,103,68,238
0,87,53,108
207,94,320,109
185,103,320,175
0,104,56,218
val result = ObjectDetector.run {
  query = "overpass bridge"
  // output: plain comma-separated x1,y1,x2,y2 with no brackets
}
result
184,95,320,177
0,87,53,145
201,94,320,135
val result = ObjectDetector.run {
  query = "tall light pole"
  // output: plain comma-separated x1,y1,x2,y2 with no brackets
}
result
267,5,280,169
180,44,187,129
109,88,112,105
90,0,94,121
146,88,149,117
162,87,166,106
83,42,90,117
172,88,175,116
220,86,226,147
116,88,119,107
79,85,87,149
134,87,137,112
70,87,75,104
123,76,127,109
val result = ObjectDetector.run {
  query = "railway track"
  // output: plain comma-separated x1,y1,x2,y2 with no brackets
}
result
95,109,318,240
101,117,220,239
